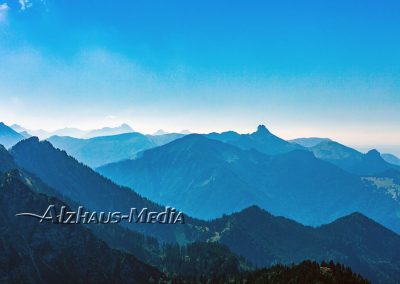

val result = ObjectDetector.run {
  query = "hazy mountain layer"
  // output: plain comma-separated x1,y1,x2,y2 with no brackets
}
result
308,141,399,175
98,134,400,233
382,153,400,166
290,137,332,147
206,125,303,155
0,122,25,149
47,132,185,168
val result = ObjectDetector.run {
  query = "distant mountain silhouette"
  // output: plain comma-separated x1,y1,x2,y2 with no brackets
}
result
83,123,134,138
50,127,89,137
0,170,163,283
15,123,136,139
11,125,89,139
10,124,26,133
309,141,399,175
98,134,400,233
153,129,168,135
382,153,400,166
290,137,332,147
0,122,25,148
48,132,156,167
47,132,185,167
206,125,303,155
309,140,363,166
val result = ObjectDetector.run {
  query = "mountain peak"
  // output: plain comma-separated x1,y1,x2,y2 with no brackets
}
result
366,149,381,158
83,123,134,138
11,136,54,153
0,122,14,132
255,124,271,135
23,136,40,143
120,123,133,130
327,212,376,228
153,129,168,136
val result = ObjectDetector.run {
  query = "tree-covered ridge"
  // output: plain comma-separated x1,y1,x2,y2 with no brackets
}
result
238,260,370,284
171,260,370,284
0,170,164,284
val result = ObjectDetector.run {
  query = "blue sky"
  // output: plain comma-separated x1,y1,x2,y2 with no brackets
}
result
0,0,399,152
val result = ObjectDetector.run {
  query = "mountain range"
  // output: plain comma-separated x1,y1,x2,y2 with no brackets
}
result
11,124,89,139
83,123,134,138
308,140,400,175
7,120,399,174
2,137,400,282
9,123,135,139
47,132,185,167
97,133,400,233
206,125,303,155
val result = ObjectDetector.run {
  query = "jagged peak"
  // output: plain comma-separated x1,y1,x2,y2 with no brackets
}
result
11,136,55,152
19,136,39,143
255,124,271,135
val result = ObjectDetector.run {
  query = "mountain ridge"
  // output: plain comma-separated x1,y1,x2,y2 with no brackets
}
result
0,122,25,149
97,134,400,233
205,124,303,155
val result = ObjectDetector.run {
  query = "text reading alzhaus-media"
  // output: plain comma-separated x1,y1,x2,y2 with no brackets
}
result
16,205,185,224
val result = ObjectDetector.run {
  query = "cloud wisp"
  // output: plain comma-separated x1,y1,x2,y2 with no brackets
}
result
0,3,9,22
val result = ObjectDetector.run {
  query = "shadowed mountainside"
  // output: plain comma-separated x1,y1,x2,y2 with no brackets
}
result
0,170,164,284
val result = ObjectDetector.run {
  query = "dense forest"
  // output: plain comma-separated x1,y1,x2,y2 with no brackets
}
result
168,260,370,284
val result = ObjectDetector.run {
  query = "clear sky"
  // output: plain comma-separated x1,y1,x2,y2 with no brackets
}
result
0,0,399,152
